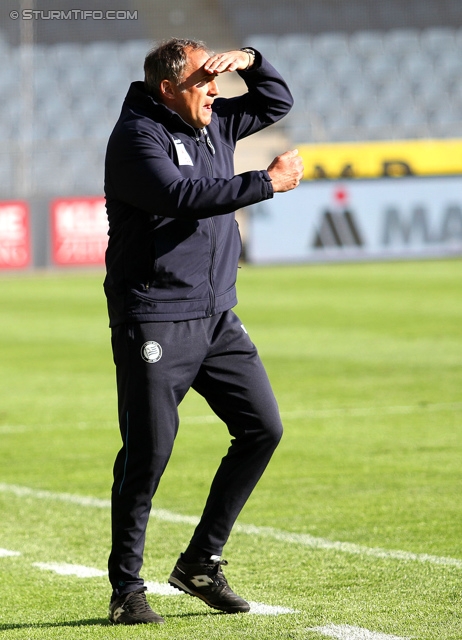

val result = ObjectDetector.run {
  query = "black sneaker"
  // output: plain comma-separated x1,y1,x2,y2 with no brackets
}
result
108,587,165,625
168,555,250,613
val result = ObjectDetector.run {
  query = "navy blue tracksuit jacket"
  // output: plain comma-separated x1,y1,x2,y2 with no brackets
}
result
104,50,293,326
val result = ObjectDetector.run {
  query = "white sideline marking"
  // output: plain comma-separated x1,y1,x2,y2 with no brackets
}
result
27,570,295,615
0,483,111,509
145,581,182,596
232,522,462,569
307,624,410,640
32,562,106,578
182,401,462,424
1,482,461,569
145,582,296,614
0,548,20,557
249,602,298,615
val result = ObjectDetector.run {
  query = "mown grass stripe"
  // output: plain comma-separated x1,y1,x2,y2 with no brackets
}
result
1,403,459,434
182,401,462,424
1,482,461,570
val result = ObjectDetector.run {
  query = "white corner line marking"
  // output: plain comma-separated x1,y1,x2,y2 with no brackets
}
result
32,562,107,578
307,624,411,640
0,548,21,557
1,482,461,569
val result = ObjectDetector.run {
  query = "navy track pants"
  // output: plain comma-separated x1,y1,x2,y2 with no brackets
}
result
108,310,283,595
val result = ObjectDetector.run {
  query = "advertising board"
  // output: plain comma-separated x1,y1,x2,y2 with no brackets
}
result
51,197,108,266
299,138,462,181
0,201,31,269
248,177,462,263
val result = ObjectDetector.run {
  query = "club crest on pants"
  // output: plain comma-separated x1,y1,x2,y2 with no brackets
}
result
141,341,162,363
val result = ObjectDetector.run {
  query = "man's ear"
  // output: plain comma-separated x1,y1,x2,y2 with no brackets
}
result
160,79,175,101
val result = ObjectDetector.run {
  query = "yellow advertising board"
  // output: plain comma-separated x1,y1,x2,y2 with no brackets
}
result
299,138,462,180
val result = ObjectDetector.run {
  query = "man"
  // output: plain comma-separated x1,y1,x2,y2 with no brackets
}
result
104,37,303,625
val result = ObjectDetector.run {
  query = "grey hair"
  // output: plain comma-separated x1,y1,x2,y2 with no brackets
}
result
144,37,212,100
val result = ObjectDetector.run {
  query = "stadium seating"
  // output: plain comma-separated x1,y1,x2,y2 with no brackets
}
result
246,27,462,144
0,38,150,198
219,0,462,38
0,29,461,197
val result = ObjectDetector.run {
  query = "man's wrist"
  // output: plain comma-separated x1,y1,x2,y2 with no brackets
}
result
240,48,256,71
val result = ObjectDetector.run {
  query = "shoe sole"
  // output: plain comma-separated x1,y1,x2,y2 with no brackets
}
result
109,618,165,625
168,576,250,614
109,614,165,625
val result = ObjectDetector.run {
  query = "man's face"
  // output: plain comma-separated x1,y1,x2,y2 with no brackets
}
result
163,48,219,129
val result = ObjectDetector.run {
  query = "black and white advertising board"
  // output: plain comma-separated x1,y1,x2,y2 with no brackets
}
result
247,177,462,264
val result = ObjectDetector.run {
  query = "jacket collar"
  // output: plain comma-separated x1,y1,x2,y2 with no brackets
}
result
123,80,198,136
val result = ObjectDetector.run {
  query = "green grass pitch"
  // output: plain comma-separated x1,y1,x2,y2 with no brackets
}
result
0,259,460,639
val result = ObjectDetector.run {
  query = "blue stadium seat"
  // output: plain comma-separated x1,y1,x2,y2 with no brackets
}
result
383,28,421,54
325,107,358,142
83,40,121,67
244,35,280,61
51,42,84,70
413,76,450,110
438,52,461,81
310,82,342,113
277,34,313,64
421,27,457,55
32,148,67,193
362,53,398,86
358,107,395,139
400,51,434,81
0,153,13,193
343,74,376,100
312,32,350,56
0,62,21,93
350,30,385,56
47,115,82,142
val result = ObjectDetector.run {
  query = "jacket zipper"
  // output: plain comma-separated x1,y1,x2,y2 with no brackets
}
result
196,129,216,316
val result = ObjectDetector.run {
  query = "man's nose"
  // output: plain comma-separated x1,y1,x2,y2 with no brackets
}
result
208,78,219,96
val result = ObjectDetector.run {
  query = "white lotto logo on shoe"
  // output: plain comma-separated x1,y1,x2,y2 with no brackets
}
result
113,606,124,621
191,574,214,588
141,341,162,363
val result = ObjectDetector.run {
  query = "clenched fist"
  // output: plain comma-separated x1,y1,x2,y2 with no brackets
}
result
267,149,304,193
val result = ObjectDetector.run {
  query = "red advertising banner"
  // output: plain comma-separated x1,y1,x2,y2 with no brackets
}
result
0,201,31,269
51,197,108,266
